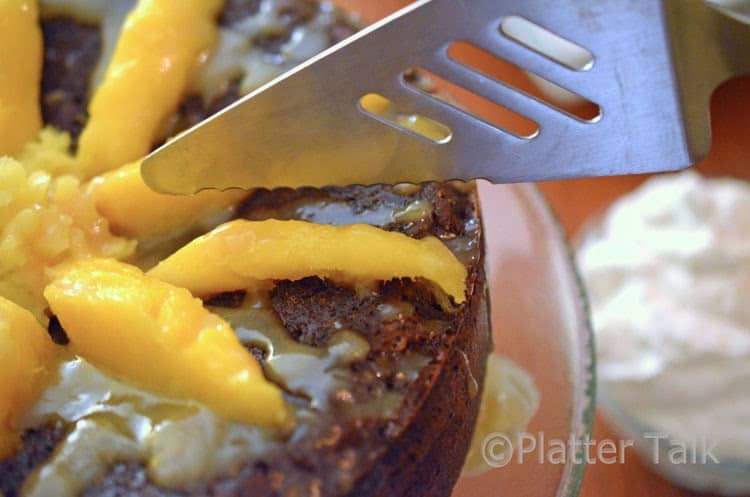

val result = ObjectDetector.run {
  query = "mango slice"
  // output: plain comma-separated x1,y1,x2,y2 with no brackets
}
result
76,0,223,177
44,259,288,428
89,161,247,240
0,296,56,459
0,0,42,156
149,219,468,303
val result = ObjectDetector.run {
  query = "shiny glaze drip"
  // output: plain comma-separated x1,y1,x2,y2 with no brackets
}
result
296,200,397,227
458,350,480,399
376,301,415,321
21,356,276,497
213,295,429,420
195,0,345,101
217,298,370,409
392,199,433,224
444,217,481,267
246,197,433,229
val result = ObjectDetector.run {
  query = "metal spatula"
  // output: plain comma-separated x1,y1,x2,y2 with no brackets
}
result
141,0,750,194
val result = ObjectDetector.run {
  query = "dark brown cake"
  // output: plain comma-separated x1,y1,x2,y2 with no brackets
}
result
1,2,491,496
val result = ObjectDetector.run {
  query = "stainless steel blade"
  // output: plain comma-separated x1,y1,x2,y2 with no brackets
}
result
141,0,750,194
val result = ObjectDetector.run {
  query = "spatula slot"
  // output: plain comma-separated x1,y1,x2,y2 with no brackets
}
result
358,93,453,144
402,68,540,139
447,41,601,123
500,15,594,72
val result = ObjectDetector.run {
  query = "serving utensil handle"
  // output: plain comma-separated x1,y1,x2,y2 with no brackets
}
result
665,0,750,162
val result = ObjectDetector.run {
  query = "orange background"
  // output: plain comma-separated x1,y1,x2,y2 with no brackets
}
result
334,2,750,495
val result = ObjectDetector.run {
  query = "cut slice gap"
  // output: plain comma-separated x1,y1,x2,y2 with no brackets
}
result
447,41,601,122
403,68,539,139
501,15,594,71
358,93,453,144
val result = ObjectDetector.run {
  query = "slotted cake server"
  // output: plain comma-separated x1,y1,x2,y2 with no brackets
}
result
141,0,750,194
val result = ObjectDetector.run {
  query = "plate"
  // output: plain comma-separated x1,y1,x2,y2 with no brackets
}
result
451,183,595,497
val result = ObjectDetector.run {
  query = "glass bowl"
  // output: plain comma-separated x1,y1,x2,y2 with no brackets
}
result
569,74,750,495
451,182,595,497
576,171,750,496
598,388,750,496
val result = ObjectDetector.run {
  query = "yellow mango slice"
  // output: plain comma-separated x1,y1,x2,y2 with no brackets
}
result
89,161,246,239
149,219,468,303
44,259,288,428
76,0,223,177
0,0,42,156
0,297,56,459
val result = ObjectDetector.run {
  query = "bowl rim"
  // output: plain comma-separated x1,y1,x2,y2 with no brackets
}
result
522,183,597,497
469,182,596,497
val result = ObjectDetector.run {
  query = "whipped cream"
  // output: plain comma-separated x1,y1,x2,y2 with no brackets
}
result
578,172,750,470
